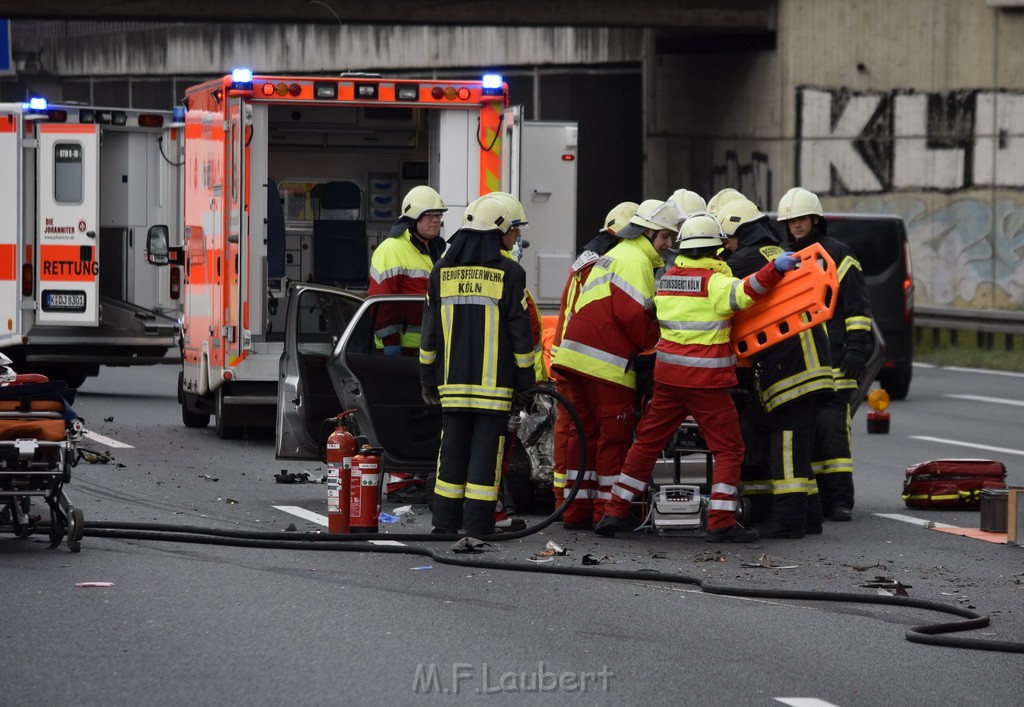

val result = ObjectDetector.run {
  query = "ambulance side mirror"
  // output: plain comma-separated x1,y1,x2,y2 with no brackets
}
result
145,225,183,266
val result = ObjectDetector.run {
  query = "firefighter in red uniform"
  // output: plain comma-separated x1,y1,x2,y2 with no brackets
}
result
551,199,681,530
419,196,536,535
721,197,836,538
597,214,799,539
778,188,873,522
549,201,639,505
370,185,447,504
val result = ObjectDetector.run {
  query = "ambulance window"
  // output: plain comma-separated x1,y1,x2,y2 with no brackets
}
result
54,141,84,204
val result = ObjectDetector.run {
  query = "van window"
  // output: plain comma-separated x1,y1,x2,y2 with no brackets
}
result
826,218,902,276
54,142,84,204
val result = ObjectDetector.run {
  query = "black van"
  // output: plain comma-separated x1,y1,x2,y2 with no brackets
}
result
770,213,915,399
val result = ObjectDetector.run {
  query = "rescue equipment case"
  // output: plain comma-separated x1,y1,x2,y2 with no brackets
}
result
902,458,1007,509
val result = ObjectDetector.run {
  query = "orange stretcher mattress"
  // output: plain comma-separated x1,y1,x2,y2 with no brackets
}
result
0,400,67,441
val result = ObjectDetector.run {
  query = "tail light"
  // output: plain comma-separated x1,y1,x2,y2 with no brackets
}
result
21,262,33,297
170,266,181,300
902,241,914,322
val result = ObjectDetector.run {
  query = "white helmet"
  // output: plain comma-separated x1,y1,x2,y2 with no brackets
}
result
462,196,513,234
706,188,744,217
616,199,682,239
487,192,529,228
777,187,823,220
668,189,707,219
600,201,640,234
675,215,725,250
401,185,447,219
717,198,765,236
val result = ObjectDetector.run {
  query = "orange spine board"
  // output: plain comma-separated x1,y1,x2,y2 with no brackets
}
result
731,242,838,361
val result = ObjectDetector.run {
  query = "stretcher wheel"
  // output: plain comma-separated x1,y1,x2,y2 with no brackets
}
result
736,496,752,524
15,523,33,539
68,539,81,553
68,508,85,542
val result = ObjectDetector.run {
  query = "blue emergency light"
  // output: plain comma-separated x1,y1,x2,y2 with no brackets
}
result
26,97,47,111
481,74,504,97
230,68,254,91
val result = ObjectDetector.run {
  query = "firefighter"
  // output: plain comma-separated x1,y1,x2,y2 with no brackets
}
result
667,189,706,219
720,198,836,539
549,201,639,505
370,185,447,504
706,187,745,217
778,187,873,522
551,199,681,530
596,215,799,540
419,196,536,535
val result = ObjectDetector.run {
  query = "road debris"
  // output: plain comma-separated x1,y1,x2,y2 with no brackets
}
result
742,553,798,569
452,537,491,554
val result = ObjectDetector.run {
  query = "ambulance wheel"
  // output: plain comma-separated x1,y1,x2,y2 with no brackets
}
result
215,388,243,440
180,372,210,428
736,496,752,524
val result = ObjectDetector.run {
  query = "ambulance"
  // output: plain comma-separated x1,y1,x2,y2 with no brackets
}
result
147,70,577,438
0,99,183,388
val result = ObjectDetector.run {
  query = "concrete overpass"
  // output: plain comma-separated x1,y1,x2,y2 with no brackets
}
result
0,1,774,29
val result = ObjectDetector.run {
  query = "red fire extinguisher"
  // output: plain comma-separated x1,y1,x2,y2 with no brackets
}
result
326,411,358,533
349,445,383,533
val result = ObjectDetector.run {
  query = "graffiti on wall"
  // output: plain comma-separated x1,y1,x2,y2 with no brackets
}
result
852,195,1024,309
710,151,772,209
797,86,1024,194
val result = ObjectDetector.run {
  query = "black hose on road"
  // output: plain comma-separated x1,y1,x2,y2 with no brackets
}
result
77,385,1024,654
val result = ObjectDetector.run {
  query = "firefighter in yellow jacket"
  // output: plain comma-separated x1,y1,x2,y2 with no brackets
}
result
419,196,536,535
551,199,681,529
596,215,799,540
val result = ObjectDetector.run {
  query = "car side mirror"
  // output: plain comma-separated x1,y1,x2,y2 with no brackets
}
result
146,225,170,266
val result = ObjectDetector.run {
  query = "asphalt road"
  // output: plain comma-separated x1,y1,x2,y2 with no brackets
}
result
2,363,1022,706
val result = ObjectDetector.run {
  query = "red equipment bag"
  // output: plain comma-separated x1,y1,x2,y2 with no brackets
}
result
902,459,1007,509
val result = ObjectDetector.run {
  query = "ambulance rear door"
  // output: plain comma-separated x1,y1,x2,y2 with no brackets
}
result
36,123,100,326
0,108,20,347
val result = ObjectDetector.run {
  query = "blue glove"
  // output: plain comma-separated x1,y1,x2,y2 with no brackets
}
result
773,252,800,272
383,345,403,357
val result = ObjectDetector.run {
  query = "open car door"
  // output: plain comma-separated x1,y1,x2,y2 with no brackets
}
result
276,291,442,476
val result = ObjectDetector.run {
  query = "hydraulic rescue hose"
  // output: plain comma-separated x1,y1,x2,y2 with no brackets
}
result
77,385,1024,654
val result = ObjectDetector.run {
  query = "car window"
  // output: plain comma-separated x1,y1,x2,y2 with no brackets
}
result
826,219,903,276
295,290,361,356
345,298,426,356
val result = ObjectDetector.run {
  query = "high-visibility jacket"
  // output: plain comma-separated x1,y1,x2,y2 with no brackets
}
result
654,256,782,389
550,249,601,375
552,236,662,390
419,256,535,414
368,230,443,350
789,228,873,391
727,239,835,413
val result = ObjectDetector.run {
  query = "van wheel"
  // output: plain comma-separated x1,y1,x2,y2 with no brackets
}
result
215,387,244,439
880,366,912,401
180,372,210,428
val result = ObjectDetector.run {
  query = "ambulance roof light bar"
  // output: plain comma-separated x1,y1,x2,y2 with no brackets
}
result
24,97,49,120
481,74,503,95
231,68,254,90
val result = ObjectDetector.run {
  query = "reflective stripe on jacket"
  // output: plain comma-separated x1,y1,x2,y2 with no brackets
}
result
552,237,662,389
654,256,782,389
369,230,435,349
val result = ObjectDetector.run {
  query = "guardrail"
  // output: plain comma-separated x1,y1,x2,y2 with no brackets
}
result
917,303,1024,350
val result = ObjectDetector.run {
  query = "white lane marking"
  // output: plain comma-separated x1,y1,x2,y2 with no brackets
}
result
271,507,407,546
775,699,839,707
942,365,1024,378
273,505,328,526
82,430,134,449
945,394,1024,407
875,513,955,529
910,435,1024,457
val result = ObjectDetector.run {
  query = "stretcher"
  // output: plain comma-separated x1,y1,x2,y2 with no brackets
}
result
0,374,86,552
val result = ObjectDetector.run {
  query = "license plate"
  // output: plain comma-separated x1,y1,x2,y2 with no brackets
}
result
42,290,87,312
